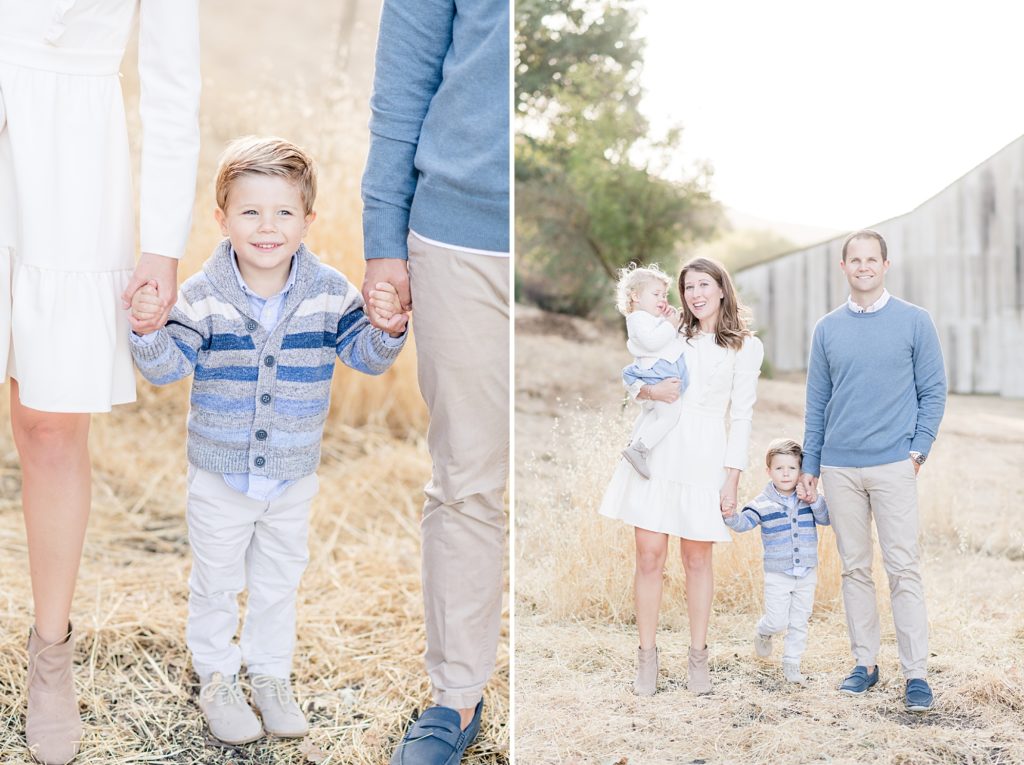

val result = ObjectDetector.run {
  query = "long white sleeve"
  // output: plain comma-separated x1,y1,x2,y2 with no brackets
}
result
137,0,201,259
626,311,679,359
723,336,764,470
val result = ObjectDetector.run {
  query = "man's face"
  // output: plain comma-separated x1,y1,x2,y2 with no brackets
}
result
840,237,890,296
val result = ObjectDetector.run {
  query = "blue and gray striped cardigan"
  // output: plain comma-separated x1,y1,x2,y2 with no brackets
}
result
130,240,405,480
724,482,830,573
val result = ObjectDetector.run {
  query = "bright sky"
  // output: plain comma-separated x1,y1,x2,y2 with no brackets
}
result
638,1,1024,230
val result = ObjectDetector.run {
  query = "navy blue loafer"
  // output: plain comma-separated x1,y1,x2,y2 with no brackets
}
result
839,665,879,695
905,678,934,712
390,700,483,765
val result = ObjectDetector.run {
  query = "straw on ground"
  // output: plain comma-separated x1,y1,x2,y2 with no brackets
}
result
514,304,1024,765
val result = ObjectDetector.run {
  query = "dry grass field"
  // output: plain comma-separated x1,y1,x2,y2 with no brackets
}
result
514,304,1024,765
0,4,508,763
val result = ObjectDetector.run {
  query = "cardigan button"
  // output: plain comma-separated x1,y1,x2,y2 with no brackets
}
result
246,320,259,332
264,355,275,367
254,456,266,467
795,558,800,563
255,429,268,441
260,393,271,404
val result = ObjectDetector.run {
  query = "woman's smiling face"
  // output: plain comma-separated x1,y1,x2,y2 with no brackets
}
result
682,268,725,329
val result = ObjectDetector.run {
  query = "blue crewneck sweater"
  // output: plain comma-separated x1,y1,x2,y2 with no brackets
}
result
802,296,947,476
361,0,510,258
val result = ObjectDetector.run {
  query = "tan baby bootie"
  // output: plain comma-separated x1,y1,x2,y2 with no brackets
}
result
633,646,658,696
688,645,712,695
26,623,82,764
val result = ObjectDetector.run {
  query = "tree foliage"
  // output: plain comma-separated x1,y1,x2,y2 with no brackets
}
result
515,0,721,316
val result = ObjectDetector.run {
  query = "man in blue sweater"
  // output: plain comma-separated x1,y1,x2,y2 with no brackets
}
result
359,2,509,763
799,229,946,713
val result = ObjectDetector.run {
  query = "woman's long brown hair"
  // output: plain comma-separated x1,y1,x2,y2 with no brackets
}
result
677,257,752,351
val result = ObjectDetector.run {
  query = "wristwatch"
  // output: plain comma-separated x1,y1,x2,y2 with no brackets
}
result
910,451,926,465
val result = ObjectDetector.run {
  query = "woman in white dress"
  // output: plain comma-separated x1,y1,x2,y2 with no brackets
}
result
599,257,764,696
0,2,199,761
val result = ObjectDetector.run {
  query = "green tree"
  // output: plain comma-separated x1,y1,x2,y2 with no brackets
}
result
515,0,720,316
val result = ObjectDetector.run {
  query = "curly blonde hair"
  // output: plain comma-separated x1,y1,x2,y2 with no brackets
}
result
614,263,672,317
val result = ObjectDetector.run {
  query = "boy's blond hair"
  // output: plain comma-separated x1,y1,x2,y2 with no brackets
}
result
215,136,317,215
766,438,803,468
614,263,671,317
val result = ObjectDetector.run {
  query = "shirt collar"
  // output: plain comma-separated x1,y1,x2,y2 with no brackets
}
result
765,481,798,506
847,288,890,314
230,249,298,300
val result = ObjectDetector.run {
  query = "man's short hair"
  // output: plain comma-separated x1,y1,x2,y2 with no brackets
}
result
841,229,887,262
766,438,802,468
215,136,317,215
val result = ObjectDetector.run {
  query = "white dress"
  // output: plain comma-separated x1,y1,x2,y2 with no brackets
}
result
0,0,199,412
599,333,764,541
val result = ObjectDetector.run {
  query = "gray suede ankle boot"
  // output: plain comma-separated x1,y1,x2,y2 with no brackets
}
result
688,645,711,695
633,646,658,696
26,623,81,765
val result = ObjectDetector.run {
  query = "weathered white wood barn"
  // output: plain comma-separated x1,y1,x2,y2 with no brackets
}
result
734,136,1024,397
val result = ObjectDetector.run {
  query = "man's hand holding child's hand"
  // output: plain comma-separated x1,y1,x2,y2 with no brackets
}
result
367,281,409,337
130,281,165,335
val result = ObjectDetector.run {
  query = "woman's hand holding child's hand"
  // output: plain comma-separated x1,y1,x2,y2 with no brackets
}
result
367,281,409,337
130,281,164,335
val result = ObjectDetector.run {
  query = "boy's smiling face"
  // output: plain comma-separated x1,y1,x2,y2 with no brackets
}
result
768,453,801,495
215,173,315,283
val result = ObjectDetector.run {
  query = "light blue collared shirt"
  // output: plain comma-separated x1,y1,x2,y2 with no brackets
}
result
221,251,299,502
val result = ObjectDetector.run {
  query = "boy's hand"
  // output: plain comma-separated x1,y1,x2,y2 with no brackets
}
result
123,252,178,328
361,259,411,331
798,473,818,503
130,281,165,335
367,281,409,337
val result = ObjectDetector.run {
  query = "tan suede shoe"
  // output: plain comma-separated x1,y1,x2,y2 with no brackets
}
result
250,674,308,737
26,623,82,765
198,673,263,745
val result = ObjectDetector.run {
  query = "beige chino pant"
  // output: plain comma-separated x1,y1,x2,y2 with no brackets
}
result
821,460,928,679
407,234,509,709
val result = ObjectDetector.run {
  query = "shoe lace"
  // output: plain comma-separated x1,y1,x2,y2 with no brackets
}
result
200,675,247,707
251,674,292,708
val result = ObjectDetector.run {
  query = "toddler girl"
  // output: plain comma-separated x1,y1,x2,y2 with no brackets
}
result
615,264,689,478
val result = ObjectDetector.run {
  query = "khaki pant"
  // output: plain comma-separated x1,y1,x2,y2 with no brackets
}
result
408,234,509,709
821,460,928,679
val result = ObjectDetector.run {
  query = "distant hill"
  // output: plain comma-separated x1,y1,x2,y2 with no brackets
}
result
691,208,844,273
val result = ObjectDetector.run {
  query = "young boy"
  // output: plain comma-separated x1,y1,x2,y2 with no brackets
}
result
722,438,830,684
129,136,407,744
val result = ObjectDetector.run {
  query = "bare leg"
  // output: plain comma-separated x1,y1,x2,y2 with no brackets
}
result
11,380,91,643
634,528,669,649
680,539,714,648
